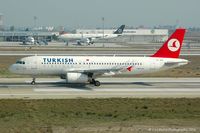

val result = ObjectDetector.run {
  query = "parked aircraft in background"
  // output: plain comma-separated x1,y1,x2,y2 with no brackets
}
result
10,29,188,86
58,25,125,45
22,36,36,45
20,36,48,45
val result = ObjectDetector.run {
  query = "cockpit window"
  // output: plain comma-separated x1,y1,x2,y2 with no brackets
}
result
16,61,25,64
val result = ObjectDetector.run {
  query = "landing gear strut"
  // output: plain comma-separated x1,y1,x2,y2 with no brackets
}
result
31,77,36,85
90,79,101,86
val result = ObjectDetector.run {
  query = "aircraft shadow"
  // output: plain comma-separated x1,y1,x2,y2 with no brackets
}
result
0,82,92,90
102,82,152,86
51,83,93,90
44,81,152,87
0,81,152,90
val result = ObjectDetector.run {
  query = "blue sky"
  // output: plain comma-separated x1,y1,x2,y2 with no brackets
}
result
0,0,199,28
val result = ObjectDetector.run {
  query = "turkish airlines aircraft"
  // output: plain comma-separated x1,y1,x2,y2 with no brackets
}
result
58,25,125,45
9,29,188,86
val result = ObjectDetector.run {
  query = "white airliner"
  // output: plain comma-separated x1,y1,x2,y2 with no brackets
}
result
22,36,36,45
9,29,188,86
20,36,48,45
58,25,125,45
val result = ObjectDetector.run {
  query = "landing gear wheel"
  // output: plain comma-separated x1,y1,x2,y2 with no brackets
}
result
31,81,35,85
89,79,101,86
94,80,100,86
31,78,36,85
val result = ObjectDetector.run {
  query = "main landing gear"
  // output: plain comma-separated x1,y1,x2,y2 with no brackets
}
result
90,79,101,86
31,77,36,85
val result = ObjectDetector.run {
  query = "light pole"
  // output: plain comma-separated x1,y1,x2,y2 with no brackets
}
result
102,17,104,47
33,16,37,28
0,13,3,31
33,16,38,43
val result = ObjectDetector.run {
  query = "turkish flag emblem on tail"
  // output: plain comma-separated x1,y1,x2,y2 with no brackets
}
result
151,29,186,58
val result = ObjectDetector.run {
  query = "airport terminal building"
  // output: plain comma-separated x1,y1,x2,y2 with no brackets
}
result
76,29,168,43
0,29,168,44
0,31,56,42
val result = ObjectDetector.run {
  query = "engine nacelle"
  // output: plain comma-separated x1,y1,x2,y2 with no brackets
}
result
66,73,88,83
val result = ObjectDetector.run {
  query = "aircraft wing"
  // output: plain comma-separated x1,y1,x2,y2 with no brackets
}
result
63,66,132,76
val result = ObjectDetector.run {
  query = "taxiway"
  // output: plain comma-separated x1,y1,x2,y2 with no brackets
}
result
0,42,199,55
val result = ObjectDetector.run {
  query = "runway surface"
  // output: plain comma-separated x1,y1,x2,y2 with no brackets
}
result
0,78,199,99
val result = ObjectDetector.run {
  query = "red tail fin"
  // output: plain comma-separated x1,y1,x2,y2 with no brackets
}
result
151,29,186,58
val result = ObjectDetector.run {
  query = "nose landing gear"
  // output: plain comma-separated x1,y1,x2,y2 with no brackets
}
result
31,77,36,85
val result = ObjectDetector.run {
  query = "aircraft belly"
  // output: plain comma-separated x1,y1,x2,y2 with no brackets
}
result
36,67,63,75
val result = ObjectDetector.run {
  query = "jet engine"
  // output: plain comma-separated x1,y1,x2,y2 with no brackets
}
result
65,73,88,83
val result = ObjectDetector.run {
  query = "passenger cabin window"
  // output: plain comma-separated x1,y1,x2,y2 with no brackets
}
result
16,61,25,64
